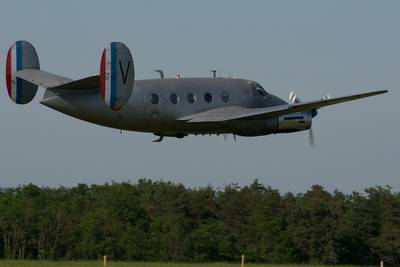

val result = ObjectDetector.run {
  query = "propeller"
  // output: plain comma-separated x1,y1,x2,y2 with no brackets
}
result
288,92,323,148
309,127,315,147
289,91,301,103
323,94,331,100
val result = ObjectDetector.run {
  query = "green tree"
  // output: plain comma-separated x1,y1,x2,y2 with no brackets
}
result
186,221,236,261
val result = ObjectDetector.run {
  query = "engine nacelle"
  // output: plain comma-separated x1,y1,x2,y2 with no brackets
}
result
100,42,134,111
278,112,312,133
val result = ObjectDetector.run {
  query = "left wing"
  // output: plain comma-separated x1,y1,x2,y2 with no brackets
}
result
178,90,388,123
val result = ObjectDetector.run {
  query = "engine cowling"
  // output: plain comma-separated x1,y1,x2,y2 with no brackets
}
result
100,42,134,111
278,111,312,133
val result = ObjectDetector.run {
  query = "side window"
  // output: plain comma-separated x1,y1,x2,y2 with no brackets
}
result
256,87,267,98
187,93,197,104
204,92,212,103
221,92,230,103
251,82,267,99
150,94,159,105
170,93,179,104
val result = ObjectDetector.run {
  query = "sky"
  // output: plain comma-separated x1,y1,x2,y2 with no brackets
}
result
0,0,398,193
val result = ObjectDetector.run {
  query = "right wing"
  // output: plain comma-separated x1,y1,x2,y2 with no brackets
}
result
178,90,388,123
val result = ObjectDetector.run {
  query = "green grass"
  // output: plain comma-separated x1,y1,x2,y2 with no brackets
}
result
0,262,373,267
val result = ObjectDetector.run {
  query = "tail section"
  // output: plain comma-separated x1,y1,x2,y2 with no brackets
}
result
6,40,40,104
100,42,134,111
5,40,135,109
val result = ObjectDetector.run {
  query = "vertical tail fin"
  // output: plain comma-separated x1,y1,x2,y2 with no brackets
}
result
6,40,40,104
100,42,134,111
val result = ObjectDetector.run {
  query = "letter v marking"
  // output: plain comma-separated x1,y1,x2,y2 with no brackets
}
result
119,61,131,84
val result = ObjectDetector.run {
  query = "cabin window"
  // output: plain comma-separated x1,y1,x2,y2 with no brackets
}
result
204,92,212,103
170,93,179,104
187,93,197,103
221,92,230,103
150,94,159,105
251,82,267,99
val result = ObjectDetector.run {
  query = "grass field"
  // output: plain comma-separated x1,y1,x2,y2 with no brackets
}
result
0,262,372,267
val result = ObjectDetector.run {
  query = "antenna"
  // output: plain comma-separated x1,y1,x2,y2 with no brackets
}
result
153,69,164,79
210,70,217,78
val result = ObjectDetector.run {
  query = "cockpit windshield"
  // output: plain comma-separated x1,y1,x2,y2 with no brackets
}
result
251,82,268,99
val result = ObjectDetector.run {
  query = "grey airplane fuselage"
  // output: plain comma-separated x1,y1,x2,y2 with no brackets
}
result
41,77,296,137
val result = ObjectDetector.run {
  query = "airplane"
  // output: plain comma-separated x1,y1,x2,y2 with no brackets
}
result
5,40,387,144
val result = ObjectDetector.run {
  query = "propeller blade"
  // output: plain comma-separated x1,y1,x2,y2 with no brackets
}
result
309,127,315,148
323,94,331,100
289,92,301,103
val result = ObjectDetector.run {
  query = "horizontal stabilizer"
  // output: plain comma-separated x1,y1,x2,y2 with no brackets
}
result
48,75,100,90
17,69,72,89
17,69,101,91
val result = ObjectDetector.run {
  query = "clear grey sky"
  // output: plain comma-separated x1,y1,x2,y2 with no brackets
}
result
0,0,398,193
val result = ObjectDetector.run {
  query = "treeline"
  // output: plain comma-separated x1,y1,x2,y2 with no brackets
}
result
0,180,399,264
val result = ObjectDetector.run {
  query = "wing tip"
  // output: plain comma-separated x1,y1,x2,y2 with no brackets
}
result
370,89,388,97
